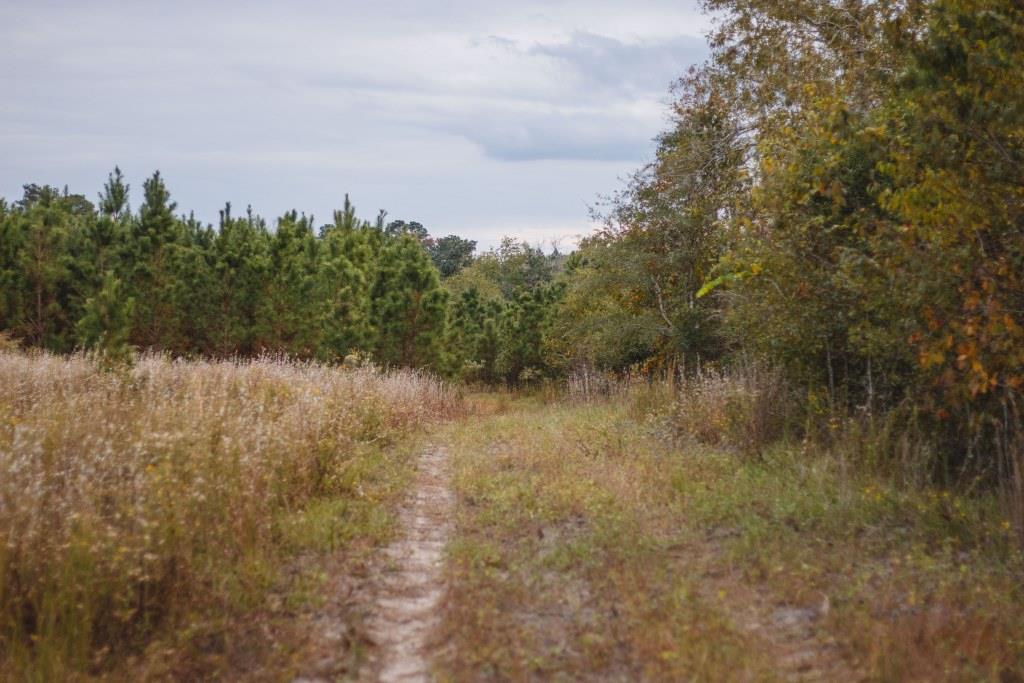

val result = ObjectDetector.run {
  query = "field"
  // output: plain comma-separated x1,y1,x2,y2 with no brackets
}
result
1,353,1022,680
0,351,456,679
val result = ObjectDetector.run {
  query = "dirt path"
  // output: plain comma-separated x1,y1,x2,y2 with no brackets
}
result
361,446,452,682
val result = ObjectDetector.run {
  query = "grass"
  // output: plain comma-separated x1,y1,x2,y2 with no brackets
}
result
438,392,1024,681
0,350,457,679
3,356,1021,679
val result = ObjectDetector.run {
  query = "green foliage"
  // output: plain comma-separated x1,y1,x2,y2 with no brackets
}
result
0,172,464,373
98,166,130,219
496,284,562,385
545,0,1023,492
208,203,271,355
75,271,135,369
129,171,190,351
552,71,739,371
446,288,503,382
549,236,665,371
9,186,87,351
427,234,477,278
371,234,448,368
384,219,428,241
253,211,320,356
317,222,376,360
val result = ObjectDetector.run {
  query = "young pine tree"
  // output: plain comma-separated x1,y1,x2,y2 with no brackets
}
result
128,171,187,351
372,234,447,368
316,222,376,361
76,270,135,368
253,211,320,356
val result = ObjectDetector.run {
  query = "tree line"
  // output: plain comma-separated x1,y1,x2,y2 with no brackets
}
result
0,169,570,382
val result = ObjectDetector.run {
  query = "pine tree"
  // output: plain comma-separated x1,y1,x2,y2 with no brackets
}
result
317,222,376,360
446,287,502,381
76,270,134,368
15,188,77,350
253,211,320,356
372,234,447,368
0,200,26,340
98,166,130,220
331,194,367,232
129,171,185,350
497,284,561,385
209,203,272,355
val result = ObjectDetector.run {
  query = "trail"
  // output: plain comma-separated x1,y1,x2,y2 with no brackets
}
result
362,446,452,682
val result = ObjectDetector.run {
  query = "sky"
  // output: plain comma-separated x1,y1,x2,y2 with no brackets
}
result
0,1,710,250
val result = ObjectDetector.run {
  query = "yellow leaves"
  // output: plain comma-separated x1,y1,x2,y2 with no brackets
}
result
861,125,887,140
920,349,947,369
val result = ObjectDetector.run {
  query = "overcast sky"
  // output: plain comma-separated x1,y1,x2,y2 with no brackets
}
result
1,1,709,249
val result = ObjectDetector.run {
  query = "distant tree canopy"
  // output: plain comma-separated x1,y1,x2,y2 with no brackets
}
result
0,179,455,369
427,235,477,278
0,176,566,384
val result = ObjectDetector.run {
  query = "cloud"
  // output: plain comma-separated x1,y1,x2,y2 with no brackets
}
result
451,107,654,162
0,1,709,244
424,31,706,162
529,31,707,96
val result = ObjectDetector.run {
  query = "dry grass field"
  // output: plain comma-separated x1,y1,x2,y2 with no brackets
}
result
0,351,457,679
2,354,1022,680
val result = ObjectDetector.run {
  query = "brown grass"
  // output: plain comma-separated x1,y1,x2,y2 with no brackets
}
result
0,350,457,678
655,362,790,458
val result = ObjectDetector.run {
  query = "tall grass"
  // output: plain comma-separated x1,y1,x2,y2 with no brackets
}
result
0,351,457,676
603,361,1024,547
565,366,637,401
660,364,790,457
